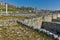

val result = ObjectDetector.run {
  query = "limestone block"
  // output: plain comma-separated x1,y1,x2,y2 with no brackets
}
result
53,14,57,19
57,14,60,18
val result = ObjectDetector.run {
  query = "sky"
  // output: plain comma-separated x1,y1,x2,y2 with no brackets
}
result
1,0,60,10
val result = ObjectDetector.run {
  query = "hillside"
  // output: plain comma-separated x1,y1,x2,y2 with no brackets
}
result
0,2,19,11
0,2,34,12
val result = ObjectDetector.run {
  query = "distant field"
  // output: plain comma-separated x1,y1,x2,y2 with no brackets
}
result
0,14,41,19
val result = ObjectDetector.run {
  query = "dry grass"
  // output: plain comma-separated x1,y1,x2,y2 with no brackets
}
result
0,16,54,40
0,22,54,40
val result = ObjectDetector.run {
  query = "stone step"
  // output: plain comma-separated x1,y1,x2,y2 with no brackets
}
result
41,22,60,36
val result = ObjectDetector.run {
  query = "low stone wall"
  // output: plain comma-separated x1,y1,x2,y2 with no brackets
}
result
19,17,43,29
43,15,52,22
19,15,53,29
0,18,19,27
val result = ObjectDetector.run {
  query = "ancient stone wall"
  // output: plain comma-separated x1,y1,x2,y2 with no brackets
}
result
19,17,43,29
